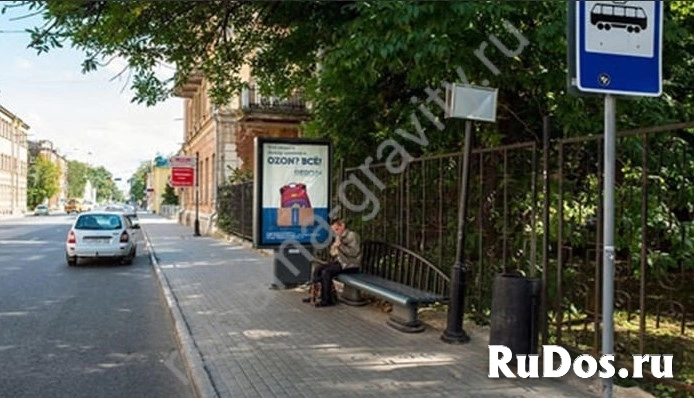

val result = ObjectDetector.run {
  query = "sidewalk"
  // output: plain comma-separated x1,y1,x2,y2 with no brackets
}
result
0,213,28,221
140,215,615,398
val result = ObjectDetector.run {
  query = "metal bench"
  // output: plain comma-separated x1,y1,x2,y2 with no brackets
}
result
330,240,450,333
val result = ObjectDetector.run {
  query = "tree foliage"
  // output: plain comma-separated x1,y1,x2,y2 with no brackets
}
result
87,165,123,202
129,160,151,205
27,154,60,209
9,1,694,164
161,184,179,206
66,160,123,202
66,160,88,199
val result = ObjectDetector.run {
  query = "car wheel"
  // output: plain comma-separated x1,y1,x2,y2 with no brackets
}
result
122,250,135,266
66,254,77,267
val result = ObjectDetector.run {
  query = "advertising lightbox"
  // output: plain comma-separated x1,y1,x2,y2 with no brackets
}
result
253,137,332,248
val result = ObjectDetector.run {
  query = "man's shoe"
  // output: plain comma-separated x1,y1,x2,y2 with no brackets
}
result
315,301,335,308
301,297,312,303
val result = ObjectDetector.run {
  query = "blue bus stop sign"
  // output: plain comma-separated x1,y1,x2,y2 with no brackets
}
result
575,0,663,97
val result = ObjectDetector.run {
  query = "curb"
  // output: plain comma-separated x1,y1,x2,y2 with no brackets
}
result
142,226,219,398
0,214,29,221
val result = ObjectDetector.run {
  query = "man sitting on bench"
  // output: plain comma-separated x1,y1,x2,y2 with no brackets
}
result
304,218,362,307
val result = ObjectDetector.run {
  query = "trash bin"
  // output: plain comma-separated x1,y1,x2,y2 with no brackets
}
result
271,246,312,288
489,273,541,357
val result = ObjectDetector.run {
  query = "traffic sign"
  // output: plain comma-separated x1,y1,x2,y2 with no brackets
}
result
170,166,195,187
575,0,662,97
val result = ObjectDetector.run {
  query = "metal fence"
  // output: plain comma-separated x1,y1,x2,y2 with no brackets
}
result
217,181,253,240
338,142,539,322
159,205,181,220
554,122,694,390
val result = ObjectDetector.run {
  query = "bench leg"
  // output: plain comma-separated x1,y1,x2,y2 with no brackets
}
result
387,304,425,333
339,285,369,306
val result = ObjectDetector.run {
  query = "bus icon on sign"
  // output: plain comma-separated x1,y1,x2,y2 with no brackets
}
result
591,2,647,33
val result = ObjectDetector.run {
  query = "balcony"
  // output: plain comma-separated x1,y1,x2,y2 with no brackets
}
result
240,87,308,114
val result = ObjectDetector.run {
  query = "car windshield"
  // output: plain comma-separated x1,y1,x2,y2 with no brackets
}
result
75,214,122,230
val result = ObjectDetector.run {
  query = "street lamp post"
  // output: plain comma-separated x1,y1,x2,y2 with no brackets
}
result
441,120,473,344
441,84,499,344
194,152,201,237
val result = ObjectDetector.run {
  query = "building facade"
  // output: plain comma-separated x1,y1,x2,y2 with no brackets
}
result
146,162,171,215
174,69,309,233
28,139,68,209
0,105,29,215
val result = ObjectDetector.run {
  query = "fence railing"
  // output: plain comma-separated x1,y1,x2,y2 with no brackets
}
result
217,182,253,240
159,205,181,220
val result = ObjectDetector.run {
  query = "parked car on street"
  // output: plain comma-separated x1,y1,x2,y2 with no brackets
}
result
65,212,139,266
33,204,49,216
81,200,94,212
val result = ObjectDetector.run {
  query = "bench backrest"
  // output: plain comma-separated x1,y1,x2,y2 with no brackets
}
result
312,240,451,298
361,240,450,298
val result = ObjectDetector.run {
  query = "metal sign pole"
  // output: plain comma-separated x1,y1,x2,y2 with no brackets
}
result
602,94,616,398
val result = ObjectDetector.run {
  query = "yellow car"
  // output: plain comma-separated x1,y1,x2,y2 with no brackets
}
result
64,199,83,214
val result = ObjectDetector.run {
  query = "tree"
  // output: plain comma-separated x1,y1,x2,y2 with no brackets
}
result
66,160,124,202
27,154,60,209
161,184,179,206
86,165,123,202
66,160,88,198
129,161,151,205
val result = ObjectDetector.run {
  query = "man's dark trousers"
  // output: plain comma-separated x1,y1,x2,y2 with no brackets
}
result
313,262,358,304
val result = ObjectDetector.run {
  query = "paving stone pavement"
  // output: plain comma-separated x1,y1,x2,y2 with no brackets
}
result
140,215,599,398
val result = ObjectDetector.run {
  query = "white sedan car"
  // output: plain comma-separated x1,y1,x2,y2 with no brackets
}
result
34,204,49,216
65,212,139,266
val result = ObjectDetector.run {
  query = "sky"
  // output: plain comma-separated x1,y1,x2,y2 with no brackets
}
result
0,5,184,193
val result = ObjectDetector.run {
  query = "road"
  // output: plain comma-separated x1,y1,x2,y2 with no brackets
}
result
0,213,194,398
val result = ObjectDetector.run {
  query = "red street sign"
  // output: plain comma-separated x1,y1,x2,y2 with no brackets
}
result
170,167,195,187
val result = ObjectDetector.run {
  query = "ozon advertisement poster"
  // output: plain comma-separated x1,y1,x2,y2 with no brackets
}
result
253,137,332,248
